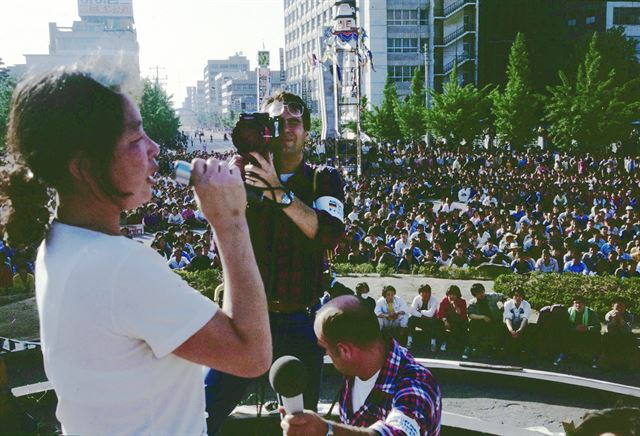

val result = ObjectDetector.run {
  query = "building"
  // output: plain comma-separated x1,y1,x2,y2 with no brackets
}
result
18,0,139,84
284,0,479,110
607,1,640,58
219,70,285,115
203,54,251,115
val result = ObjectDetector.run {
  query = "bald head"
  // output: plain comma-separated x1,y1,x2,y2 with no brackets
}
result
315,295,381,348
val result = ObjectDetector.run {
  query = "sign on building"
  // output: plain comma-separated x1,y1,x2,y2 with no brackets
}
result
257,68,271,110
78,0,133,17
258,51,270,68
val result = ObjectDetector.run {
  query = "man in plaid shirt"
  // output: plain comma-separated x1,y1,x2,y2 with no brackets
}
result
205,91,345,433
281,296,442,436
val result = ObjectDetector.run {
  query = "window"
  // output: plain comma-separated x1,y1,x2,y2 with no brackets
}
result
567,18,576,26
388,38,419,53
387,65,419,82
585,16,595,25
614,7,640,25
387,9,419,25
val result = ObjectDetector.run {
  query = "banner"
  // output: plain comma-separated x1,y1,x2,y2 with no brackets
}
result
258,51,270,68
257,67,271,110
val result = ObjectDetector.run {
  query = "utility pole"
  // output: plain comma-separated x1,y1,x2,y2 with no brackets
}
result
149,66,167,88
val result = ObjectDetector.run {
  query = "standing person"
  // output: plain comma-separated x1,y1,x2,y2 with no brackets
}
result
0,71,271,434
280,296,442,436
206,91,345,432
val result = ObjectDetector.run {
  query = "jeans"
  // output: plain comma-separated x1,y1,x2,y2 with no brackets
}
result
204,310,324,435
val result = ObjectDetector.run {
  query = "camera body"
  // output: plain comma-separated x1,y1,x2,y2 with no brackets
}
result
231,112,282,160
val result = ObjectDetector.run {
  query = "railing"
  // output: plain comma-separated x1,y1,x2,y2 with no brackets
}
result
439,52,472,75
435,23,475,46
434,0,475,19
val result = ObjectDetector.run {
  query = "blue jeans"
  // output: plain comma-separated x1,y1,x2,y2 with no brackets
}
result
204,310,323,435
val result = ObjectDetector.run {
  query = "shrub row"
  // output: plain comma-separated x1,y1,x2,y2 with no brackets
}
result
494,273,640,317
176,269,223,302
332,263,507,280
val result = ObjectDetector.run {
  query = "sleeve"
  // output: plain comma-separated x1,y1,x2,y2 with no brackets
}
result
374,298,386,316
409,296,422,317
111,245,218,359
522,302,532,320
503,301,513,320
467,301,478,316
424,297,437,318
311,167,346,249
368,374,441,436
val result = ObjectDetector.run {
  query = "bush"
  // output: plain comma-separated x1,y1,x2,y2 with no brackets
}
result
494,273,640,316
176,269,223,302
333,263,510,280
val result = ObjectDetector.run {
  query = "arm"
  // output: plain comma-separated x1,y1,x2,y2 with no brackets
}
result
246,153,345,244
173,158,272,377
281,412,376,436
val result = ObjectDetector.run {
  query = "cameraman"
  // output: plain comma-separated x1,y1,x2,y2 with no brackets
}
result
205,91,345,432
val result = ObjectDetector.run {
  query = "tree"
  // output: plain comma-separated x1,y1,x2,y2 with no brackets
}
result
425,64,491,147
369,77,401,142
395,67,426,141
0,58,16,152
545,33,639,154
490,33,540,149
139,79,181,149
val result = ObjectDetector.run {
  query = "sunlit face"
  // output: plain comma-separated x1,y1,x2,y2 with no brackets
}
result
420,290,431,302
514,293,523,305
274,106,307,161
109,95,160,211
384,290,395,303
573,300,585,312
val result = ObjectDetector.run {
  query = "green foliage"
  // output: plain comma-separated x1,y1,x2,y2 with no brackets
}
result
425,64,491,147
0,58,16,152
139,79,181,149
545,33,639,154
494,273,640,317
176,269,223,302
490,33,540,149
359,95,377,138
395,68,426,141
310,115,322,137
367,77,401,142
333,263,376,275
333,263,505,280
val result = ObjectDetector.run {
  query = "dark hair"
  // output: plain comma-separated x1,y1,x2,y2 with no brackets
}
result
355,282,369,292
446,285,461,298
382,285,396,297
418,284,432,295
1,71,127,246
261,90,311,131
566,407,640,436
513,288,526,299
317,296,381,347
470,283,485,297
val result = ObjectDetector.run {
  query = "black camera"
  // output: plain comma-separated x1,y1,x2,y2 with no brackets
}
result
231,112,282,162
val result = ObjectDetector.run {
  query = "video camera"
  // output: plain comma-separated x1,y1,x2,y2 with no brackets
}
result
231,112,282,163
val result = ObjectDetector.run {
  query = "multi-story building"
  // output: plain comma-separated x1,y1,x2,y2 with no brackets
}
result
220,70,285,115
607,1,640,58
284,0,479,110
18,0,139,82
203,54,251,115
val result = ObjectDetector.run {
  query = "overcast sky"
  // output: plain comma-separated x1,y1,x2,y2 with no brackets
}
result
0,0,285,107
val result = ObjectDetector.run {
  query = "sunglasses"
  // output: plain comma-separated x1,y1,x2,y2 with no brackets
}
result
266,101,305,118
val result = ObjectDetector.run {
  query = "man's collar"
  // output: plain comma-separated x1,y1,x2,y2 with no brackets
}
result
374,339,403,395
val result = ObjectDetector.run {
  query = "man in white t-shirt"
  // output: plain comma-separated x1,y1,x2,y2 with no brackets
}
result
280,296,441,436
503,288,532,356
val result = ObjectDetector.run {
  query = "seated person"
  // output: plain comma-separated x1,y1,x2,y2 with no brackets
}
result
374,285,410,345
464,283,505,359
503,288,533,358
407,284,443,352
436,285,468,352
167,247,190,270
355,282,376,313
554,295,601,368
187,245,213,271
536,249,559,273
601,297,637,369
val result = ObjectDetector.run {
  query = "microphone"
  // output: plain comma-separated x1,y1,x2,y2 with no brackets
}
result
174,160,192,185
269,355,307,414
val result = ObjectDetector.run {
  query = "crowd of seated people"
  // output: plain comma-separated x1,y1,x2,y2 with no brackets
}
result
328,280,637,370
325,142,640,278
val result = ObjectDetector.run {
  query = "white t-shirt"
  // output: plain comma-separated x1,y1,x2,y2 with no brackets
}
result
352,370,380,413
36,222,218,435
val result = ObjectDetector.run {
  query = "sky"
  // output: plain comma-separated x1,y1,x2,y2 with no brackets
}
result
0,0,285,107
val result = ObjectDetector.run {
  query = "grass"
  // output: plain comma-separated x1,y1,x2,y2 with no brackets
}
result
0,296,40,340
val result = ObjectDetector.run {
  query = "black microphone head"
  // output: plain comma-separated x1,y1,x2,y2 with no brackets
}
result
269,355,308,398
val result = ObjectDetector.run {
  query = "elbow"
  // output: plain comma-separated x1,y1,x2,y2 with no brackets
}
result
241,344,273,378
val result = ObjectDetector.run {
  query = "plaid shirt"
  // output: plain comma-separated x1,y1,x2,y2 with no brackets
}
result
340,339,442,436
247,160,345,306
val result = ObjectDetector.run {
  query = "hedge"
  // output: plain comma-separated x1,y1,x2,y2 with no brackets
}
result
494,273,640,317
332,263,510,280
176,269,223,302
